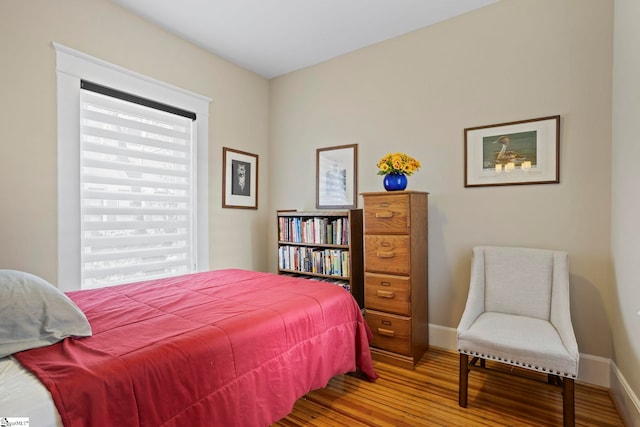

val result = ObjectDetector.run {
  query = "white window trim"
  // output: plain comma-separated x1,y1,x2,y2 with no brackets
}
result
54,42,210,291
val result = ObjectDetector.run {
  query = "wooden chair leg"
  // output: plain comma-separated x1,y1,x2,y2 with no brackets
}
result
563,377,575,427
459,353,469,407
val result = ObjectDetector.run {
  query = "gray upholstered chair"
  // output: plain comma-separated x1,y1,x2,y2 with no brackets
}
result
457,246,579,427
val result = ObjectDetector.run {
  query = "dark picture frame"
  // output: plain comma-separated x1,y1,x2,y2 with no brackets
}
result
464,115,560,187
316,144,358,209
222,147,258,209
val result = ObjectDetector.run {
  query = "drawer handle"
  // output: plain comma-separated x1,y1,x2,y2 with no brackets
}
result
375,211,393,218
377,328,395,338
376,290,395,298
376,251,395,258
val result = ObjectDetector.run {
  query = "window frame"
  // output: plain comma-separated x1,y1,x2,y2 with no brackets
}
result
54,42,210,292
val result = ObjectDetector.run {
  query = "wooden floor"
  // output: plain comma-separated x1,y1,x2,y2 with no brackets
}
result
274,347,625,427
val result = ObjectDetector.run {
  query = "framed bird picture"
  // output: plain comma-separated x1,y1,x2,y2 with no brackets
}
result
464,115,560,187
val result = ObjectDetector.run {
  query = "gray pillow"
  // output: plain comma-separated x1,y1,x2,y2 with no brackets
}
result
0,270,92,358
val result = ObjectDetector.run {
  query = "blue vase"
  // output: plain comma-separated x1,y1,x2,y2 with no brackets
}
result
383,173,407,191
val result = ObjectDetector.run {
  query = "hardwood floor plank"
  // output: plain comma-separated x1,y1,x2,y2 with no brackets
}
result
273,347,625,426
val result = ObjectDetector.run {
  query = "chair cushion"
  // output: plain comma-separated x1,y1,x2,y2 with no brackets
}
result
484,246,553,320
457,312,578,377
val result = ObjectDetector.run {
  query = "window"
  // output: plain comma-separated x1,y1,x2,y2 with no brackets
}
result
55,43,210,291
80,84,195,288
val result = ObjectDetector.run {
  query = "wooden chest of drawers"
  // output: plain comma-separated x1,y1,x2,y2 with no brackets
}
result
362,191,428,369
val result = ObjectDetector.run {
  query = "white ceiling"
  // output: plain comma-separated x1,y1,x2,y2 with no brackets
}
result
112,0,497,79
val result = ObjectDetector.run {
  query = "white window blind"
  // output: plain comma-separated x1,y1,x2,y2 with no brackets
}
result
79,87,196,289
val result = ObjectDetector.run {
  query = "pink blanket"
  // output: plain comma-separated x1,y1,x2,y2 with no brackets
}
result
15,269,376,426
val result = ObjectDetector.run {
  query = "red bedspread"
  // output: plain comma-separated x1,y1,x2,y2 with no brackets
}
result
15,269,377,427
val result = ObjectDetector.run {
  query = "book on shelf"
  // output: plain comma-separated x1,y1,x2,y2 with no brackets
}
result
278,216,349,245
282,273,351,293
278,245,349,277
308,276,351,293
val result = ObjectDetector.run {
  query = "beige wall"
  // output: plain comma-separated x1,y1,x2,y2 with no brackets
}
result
269,0,615,358
0,0,271,282
612,0,640,414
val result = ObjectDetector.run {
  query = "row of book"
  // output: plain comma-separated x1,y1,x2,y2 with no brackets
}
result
278,245,350,277
283,273,352,293
278,216,349,245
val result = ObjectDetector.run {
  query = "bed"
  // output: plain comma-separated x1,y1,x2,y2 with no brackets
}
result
0,268,377,427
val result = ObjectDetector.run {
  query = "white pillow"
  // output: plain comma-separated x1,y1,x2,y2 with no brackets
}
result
0,270,92,358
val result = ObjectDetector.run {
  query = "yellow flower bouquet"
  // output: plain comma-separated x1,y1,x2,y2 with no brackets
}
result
376,152,421,176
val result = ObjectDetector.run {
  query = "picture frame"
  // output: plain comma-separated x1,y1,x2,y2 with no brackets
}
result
464,115,560,187
316,144,358,209
222,147,258,209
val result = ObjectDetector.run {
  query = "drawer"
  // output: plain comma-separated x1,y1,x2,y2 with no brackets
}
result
365,310,411,356
364,194,409,234
365,273,411,316
365,235,410,275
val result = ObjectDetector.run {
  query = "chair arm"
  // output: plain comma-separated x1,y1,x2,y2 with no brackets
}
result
457,247,487,336
550,251,579,360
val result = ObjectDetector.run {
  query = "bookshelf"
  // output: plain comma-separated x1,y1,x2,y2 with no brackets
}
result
277,209,364,307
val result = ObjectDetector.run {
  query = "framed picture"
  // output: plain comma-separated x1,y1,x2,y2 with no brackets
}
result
222,147,258,209
464,115,560,187
316,144,358,209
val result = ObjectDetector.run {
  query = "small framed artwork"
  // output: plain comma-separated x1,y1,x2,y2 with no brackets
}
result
464,115,560,187
316,144,358,209
222,147,258,209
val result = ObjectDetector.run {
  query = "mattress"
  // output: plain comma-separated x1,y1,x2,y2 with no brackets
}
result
0,356,62,427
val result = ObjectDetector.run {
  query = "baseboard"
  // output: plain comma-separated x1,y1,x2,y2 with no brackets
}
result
610,361,640,427
428,323,640,425
578,353,611,388
428,323,610,387
429,323,459,351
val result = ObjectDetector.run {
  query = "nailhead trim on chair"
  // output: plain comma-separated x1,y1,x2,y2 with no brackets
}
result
459,349,577,379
